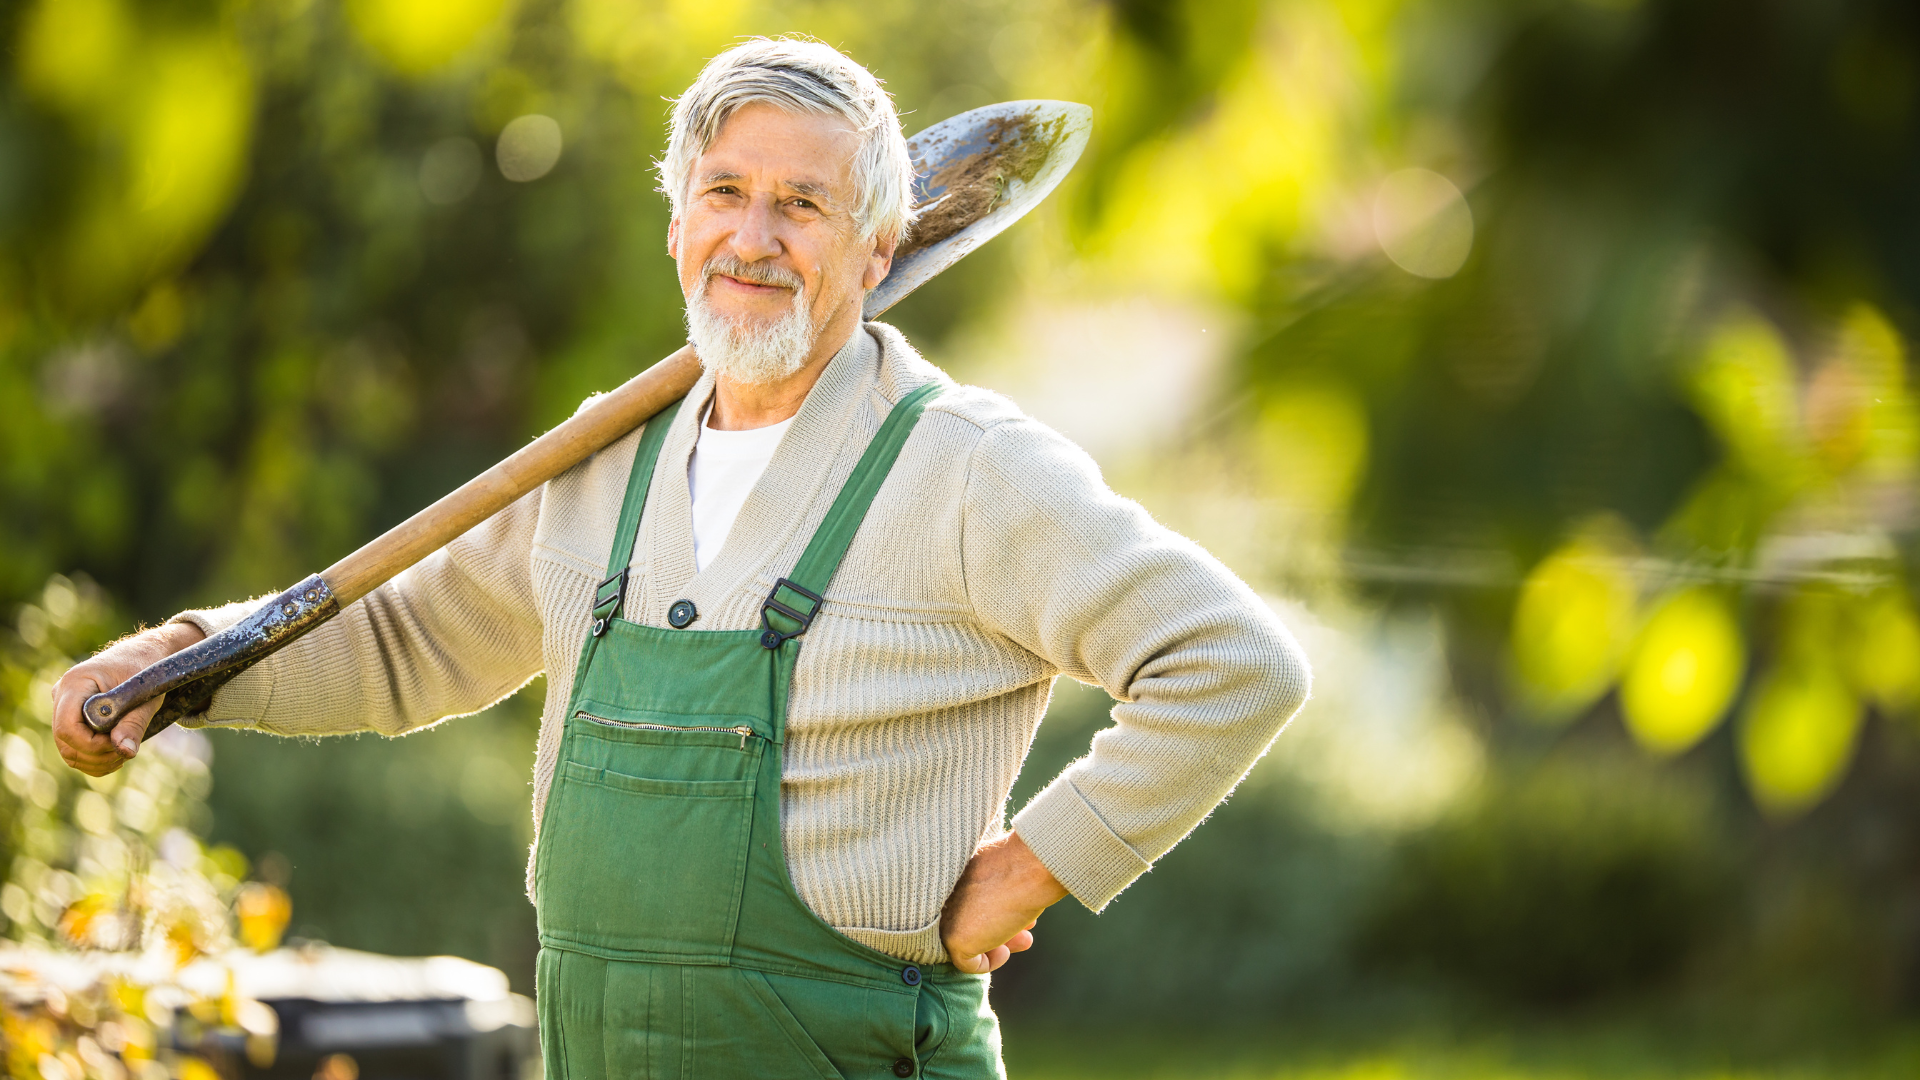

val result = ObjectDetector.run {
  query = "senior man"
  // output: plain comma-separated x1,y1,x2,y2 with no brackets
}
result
55,38,1308,1080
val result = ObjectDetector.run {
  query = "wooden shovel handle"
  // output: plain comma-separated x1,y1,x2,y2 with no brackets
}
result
325,345,700,605
83,345,701,735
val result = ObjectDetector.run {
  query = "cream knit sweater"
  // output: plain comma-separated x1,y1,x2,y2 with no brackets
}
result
177,324,1311,965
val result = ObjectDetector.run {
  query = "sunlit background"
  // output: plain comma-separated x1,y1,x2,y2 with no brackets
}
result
8,0,1920,1076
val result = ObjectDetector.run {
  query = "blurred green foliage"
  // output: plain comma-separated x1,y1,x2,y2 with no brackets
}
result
1363,755,1738,1004
201,690,541,989
9,0,1920,1049
0,568,300,1077
0,575,232,953
994,679,1387,1019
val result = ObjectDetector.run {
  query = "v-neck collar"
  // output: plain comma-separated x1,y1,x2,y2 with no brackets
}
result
631,328,883,627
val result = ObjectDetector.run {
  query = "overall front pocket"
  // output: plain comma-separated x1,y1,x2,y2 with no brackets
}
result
538,747,759,962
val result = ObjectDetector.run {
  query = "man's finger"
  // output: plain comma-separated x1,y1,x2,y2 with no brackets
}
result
52,674,118,766
51,673,100,732
957,945,1011,974
108,695,163,759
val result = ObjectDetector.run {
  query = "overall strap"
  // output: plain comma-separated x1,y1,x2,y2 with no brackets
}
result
589,398,684,638
759,381,945,648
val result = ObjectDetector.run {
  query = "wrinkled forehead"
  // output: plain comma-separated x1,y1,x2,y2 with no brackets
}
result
694,102,863,194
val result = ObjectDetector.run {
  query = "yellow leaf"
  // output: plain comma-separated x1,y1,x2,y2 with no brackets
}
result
1739,662,1862,817
1690,311,1803,478
1845,589,1920,712
1620,588,1745,755
1510,533,1638,718
235,883,293,953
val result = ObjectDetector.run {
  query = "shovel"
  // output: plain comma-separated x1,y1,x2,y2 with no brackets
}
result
84,100,1093,742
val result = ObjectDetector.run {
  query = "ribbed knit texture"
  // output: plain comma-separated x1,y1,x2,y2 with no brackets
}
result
177,324,1312,965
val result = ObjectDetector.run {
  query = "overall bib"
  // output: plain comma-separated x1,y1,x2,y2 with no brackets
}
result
535,383,1003,1079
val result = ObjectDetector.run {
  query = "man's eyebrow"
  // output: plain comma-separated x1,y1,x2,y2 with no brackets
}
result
694,171,838,203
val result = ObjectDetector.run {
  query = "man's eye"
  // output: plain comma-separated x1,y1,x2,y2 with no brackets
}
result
791,199,817,210
708,185,738,196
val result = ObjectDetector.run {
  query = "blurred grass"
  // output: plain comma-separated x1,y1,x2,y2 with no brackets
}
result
1001,1023,1920,1080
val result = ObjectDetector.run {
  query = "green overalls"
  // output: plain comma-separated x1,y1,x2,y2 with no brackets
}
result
534,383,1004,1079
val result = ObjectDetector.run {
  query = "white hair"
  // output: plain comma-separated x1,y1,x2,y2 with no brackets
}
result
658,37,917,244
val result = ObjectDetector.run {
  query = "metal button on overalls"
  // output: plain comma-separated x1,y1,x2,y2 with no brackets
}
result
534,384,1004,1078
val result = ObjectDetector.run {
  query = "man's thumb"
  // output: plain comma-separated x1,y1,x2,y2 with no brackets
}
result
109,697,161,758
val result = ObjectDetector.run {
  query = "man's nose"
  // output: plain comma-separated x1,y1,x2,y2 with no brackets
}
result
730,196,783,264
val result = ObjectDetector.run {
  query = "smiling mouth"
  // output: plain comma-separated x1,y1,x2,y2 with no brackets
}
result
713,274,791,293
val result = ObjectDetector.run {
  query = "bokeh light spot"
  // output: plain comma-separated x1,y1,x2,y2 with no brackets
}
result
497,114,564,182
420,137,482,206
1621,588,1745,756
345,0,512,75
1373,167,1473,279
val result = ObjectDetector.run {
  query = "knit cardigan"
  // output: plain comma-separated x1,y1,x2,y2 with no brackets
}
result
177,323,1311,965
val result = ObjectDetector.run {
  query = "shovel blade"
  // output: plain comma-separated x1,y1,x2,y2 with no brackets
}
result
865,100,1092,319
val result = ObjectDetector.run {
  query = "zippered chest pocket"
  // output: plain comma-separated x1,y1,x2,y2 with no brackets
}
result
566,709,765,783
536,712,766,960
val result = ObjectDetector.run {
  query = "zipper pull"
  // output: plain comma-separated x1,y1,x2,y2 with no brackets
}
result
735,726,751,748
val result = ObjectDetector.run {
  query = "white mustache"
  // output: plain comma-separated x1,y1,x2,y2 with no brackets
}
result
703,255,803,292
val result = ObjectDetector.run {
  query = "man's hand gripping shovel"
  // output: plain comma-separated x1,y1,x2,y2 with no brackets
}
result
77,101,1092,749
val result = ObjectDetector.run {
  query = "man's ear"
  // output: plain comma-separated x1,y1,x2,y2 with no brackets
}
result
667,217,681,260
863,231,898,291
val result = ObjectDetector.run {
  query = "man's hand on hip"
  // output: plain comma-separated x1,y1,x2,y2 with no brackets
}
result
941,830,1070,975
52,622,206,776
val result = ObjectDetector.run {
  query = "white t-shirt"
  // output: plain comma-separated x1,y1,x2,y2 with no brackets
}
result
688,411,795,572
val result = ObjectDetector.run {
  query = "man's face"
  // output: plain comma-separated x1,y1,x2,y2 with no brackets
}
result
669,102,892,382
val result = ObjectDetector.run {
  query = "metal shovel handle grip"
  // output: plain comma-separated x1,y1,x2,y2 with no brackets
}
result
82,574,341,733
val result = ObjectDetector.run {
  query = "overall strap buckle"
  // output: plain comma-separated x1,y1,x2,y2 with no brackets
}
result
759,578,823,650
590,568,628,638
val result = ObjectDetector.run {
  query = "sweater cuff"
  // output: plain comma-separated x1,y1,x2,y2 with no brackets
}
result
167,604,273,728
1011,777,1152,914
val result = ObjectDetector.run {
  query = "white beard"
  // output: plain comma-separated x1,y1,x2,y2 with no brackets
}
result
684,260,818,385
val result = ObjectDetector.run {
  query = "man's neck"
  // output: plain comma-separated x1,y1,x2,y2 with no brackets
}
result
707,302,861,431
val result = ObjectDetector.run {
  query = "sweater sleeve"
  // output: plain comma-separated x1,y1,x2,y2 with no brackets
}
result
168,488,547,737
962,417,1311,913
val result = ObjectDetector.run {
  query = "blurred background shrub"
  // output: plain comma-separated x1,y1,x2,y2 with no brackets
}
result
1362,755,1738,1005
0,574,293,1078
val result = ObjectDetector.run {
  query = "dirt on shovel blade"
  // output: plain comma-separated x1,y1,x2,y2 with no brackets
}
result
897,110,1064,260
